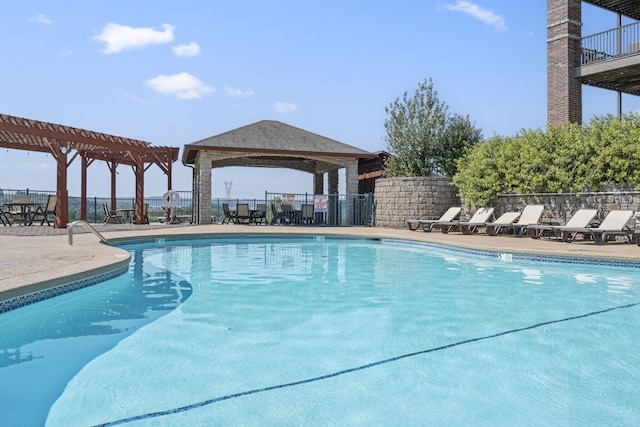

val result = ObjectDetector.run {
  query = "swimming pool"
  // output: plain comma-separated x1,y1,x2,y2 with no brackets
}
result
1,236,639,426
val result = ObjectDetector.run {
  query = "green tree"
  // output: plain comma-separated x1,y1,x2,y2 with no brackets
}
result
439,114,483,176
384,78,449,177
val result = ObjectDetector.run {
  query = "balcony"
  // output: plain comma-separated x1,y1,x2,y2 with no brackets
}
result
576,21,640,95
583,1,640,20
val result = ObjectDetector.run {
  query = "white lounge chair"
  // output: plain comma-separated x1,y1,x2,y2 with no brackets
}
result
561,210,635,244
529,209,598,239
406,207,462,231
457,207,495,234
487,205,544,236
486,212,522,235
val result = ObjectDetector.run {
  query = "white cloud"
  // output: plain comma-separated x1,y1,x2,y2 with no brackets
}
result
172,42,201,57
274,102,298,114
30,14,52,25
146,72,214,99
443,1,507,32
58,49,72,57
93,23,175,54
225,86,254,97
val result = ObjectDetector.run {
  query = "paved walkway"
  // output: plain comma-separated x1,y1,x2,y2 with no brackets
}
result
2,222,640,302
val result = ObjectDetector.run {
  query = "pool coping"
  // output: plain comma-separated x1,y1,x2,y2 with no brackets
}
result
2,225,640,310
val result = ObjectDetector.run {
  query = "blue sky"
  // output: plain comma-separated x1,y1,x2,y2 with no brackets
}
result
1,1,638,199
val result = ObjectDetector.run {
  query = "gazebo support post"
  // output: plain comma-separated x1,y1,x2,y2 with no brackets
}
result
108,161,118,224
134,154,145,225
80,155,88,220
54,144,69,228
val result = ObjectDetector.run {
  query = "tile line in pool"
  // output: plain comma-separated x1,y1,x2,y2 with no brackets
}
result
95,301,640,427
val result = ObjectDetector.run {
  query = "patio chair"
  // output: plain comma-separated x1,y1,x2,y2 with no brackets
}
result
270,203,288,225
486,212,522,235
235,203,252,224
406,207,462,231
102,203,121,224
561,210,635,244
301,204,314,225
529,209,598,239
281,204,295,223
30,194,57,226
0,204,12,226
457,207,495,234
222,203,236,224
488,205,544,236
251,204,267,224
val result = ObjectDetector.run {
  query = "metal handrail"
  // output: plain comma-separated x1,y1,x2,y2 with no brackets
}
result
581,21,640,65
67,220,110,246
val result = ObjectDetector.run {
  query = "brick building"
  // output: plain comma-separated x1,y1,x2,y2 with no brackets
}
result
547,0,640,126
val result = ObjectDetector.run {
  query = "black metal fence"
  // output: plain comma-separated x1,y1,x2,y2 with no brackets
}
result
0,189,193,224
215,192,373,226
1,189,374,226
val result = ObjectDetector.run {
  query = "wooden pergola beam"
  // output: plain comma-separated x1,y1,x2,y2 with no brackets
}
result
0,114,180,228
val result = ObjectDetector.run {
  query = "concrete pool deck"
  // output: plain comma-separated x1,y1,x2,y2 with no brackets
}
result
2,223,640,302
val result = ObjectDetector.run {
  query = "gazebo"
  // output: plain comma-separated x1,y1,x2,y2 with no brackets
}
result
0,114,179,228
182,120,375,224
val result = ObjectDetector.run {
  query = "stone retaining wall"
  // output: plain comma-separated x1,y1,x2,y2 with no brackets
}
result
373,177,460,228
496,189,640,225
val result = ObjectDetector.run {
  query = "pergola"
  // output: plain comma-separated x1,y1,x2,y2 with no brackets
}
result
182,120,375,224
0,114,179,228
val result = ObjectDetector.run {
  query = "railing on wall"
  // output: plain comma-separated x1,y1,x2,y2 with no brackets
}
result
0,188,373,226
581,21,640,65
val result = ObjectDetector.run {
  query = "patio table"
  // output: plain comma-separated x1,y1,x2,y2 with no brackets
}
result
6,202,42,226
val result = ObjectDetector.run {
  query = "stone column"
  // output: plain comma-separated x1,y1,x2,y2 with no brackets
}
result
313,173,324,195
328,169,339,225
547,0,582,126
196,153,212,224
345,159,359,225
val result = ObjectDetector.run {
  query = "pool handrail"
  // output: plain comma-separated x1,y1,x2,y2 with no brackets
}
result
67,220,110,246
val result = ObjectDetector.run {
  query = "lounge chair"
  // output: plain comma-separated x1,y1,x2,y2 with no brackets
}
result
30,195,57,226
406,207,462,231
458,207,495,234
488,205,545,236
561,210,635,244
529,209,598,239
222,203,236,224
432,207,494,234
486,212,522,235
235,203,252,224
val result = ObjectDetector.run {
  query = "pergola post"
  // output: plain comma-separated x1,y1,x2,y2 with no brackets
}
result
134,154,145,224
108,161,118,224
80,156,88,220
54,144,68,228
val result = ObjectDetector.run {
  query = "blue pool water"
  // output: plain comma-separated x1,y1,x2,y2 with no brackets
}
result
1,236,640,426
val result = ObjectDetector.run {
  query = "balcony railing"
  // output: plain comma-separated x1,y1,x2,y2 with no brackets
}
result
581,20,640,65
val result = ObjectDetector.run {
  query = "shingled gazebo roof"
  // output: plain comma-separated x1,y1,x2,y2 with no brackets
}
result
182,120,374,173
